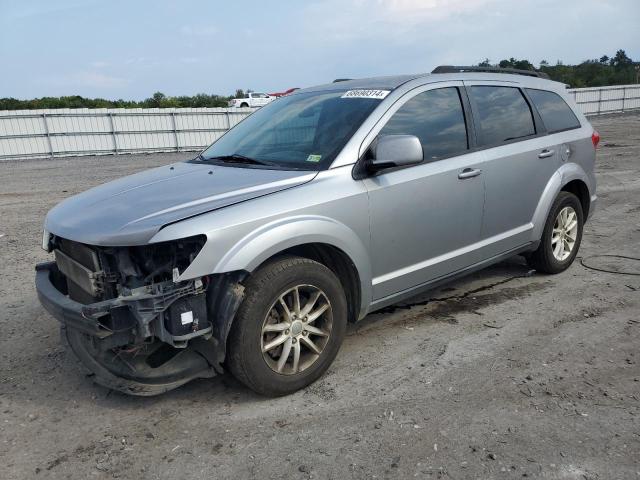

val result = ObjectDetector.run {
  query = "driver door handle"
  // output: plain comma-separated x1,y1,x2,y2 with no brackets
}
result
538,149,555,158
458,168,482,180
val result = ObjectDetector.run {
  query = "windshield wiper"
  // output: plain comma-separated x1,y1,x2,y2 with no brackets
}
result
199,153,274,166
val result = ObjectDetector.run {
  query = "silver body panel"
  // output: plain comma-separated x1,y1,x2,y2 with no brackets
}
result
43,72,597,320
44,162,316,246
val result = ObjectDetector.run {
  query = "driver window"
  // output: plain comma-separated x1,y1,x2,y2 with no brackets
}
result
379,87,468,162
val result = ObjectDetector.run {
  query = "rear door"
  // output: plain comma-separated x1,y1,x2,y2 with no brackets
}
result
363,82,486,299
463,81,558,258
524,87,585,179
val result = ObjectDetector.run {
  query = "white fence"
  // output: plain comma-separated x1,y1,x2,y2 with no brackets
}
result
0,108,253,161
1,84,639,161
567,84,640,116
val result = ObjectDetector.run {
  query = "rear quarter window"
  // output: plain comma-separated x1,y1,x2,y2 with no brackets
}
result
468,86,536,147
525,88,581,133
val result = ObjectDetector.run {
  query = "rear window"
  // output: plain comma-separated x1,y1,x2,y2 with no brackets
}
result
469,86,536,146
526,88,581,133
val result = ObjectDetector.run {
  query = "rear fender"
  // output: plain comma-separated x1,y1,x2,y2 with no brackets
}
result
531,163,592,241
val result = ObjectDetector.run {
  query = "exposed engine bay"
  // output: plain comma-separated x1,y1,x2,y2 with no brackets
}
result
38,234,245,395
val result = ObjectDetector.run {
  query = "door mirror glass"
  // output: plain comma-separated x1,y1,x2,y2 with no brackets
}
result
370,135,423,171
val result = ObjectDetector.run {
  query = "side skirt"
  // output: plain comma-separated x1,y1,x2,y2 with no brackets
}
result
365,242,536,316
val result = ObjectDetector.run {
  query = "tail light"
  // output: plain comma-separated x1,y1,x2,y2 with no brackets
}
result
591,130,600,149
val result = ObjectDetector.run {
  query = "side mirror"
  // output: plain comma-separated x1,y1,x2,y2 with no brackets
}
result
370,135,423,172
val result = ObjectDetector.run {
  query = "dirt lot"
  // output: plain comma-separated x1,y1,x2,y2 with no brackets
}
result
1,113,639,479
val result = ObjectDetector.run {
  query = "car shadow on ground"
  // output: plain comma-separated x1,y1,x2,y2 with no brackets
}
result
6,255,546,411
64,255,545,408
350,255,538,332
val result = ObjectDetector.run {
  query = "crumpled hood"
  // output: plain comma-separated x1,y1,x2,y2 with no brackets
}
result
45,161,317,246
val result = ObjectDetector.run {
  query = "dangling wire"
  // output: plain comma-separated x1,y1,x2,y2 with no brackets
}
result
580,254,640,276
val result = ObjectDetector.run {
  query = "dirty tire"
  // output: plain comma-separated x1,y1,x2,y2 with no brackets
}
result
528,191,584,274
227,256,347,396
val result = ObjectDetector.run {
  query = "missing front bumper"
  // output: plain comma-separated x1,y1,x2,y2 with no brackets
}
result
35,262,111,338
35,261,220,395
36,261,212,347
35,261,246,396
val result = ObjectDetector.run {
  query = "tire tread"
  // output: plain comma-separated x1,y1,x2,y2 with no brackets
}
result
227,256,346,396
528,191,583,274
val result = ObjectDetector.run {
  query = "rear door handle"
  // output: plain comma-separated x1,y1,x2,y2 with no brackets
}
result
458,168,482,179
538,149,555,158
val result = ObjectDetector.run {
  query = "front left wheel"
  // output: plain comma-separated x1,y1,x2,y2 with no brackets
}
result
227,256,347,396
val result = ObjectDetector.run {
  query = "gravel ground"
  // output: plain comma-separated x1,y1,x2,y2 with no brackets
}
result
1,113,639,480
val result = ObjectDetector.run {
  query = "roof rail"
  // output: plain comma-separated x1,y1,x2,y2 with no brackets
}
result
432,65,550,79
333,78,352,83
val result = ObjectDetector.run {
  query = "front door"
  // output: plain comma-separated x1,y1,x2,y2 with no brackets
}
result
364,84,485,300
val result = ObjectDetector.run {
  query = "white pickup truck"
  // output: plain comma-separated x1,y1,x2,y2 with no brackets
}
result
228,92,274,108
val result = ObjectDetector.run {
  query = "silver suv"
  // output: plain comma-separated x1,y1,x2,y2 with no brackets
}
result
36,66,599,396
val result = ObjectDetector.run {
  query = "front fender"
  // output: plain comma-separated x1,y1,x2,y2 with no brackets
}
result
167,215,372,319
530,162,593,241
218,215,365,270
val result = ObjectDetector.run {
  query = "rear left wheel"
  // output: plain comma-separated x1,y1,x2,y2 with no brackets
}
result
227,256,347,396
527,191,584,274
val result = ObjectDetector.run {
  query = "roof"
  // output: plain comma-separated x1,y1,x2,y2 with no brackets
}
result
432,65,549,79
300,74,425,93
297,71,563,95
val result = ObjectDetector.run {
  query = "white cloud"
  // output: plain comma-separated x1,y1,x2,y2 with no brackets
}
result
360,0,500,21
179,25,218,37
303,0,501,39
4,1,96,21
125,57,148,65
72,71,127,88
42,71,128,89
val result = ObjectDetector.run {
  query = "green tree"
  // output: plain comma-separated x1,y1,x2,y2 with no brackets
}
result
147,92,166,108
498,57,535,71
611,49,632,67
1,50,637,111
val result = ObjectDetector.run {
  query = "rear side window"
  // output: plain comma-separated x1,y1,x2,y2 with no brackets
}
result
525,88,581,133
379,87,468,161
469,86,535,146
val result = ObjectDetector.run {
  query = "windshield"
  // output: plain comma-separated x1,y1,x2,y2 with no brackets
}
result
196,90,383,170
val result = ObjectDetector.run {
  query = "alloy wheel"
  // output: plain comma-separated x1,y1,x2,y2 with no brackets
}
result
551,206,578,261
260,284,332,375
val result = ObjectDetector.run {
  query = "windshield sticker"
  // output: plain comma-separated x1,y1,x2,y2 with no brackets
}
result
306,154,322,163
341,89,390,100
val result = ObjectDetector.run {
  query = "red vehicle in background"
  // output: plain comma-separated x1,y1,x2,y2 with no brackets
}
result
268,87,299,98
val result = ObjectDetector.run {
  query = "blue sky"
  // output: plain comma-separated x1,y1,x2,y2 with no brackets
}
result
1,0,638,100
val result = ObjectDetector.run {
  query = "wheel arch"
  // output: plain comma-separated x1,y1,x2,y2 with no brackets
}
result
531,165,593,241
212,216,372,320
265,243,362,324
560,179,591,220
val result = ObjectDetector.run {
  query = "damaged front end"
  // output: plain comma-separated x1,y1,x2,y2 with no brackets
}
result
35,234,245,396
